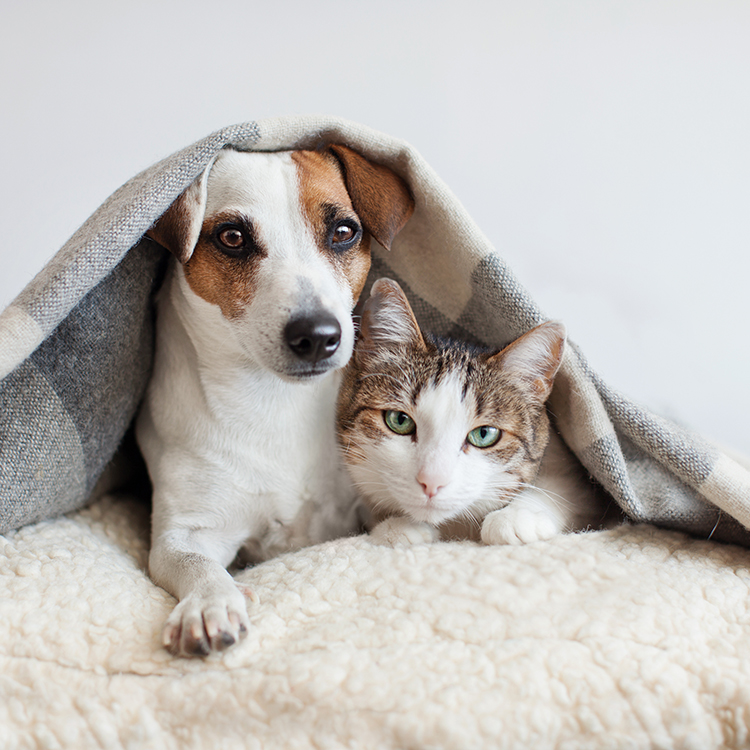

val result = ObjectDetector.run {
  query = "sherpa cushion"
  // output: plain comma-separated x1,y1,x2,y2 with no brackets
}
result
2,493,750,749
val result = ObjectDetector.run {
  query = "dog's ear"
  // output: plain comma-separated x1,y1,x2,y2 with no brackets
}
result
146,164,211,264
328,145,414,251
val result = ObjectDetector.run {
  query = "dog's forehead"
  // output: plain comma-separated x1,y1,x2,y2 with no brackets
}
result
203,149,351,218
291,150,353,212
204,150,299,215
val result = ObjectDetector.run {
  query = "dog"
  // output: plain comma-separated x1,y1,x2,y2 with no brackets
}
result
136,145,414,656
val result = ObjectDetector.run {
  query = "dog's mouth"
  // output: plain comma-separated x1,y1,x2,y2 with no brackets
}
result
280,361,341,381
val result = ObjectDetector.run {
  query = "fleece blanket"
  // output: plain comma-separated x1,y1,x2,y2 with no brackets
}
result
2,116,750,748
3,493,750,749
0,115,748,542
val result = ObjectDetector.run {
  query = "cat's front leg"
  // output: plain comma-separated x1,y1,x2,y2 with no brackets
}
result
370,516,439,546
481,488,568,546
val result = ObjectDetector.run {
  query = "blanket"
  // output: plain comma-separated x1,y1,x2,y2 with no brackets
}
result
0,115,748,542
2,493,750,749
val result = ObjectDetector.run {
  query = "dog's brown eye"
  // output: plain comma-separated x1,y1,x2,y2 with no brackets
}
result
329,220,360,251
333,225,355,243
218,228,245,249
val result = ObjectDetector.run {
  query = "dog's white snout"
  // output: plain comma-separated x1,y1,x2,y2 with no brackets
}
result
284,313,342,364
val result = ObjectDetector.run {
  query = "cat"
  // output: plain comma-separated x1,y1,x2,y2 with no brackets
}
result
336,278,607,547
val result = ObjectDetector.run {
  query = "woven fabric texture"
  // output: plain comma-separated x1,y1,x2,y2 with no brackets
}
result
0,115,747,542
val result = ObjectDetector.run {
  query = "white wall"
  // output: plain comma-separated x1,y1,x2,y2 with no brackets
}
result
2,0,748,454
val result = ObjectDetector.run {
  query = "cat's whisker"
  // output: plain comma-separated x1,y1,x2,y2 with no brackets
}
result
362,495,399,517
481,480,525,505
341,442,363,461
516,482,573,510
340,442,366,464
352,480,392,492
458,507,482,533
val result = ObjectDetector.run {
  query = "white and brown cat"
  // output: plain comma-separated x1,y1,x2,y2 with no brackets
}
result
336,278,608,546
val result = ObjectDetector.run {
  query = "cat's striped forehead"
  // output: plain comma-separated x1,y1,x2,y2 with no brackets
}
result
354,335,531,419
406,340,482,403
356,340,470,403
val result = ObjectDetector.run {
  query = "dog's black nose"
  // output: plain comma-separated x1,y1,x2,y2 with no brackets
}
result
284,314,342,363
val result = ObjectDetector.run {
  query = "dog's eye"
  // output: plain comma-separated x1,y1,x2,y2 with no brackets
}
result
333,224,355,243
329,221,360,250
218,227,246,250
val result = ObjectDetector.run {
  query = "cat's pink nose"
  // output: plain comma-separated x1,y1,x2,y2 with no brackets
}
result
417,469,447,499
420,481,444,499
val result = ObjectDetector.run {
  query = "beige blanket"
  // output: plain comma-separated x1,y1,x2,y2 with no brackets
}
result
2,493,749,749
2,115,750,544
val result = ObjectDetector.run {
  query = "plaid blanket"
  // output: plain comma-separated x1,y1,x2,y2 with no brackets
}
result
1,116,748,544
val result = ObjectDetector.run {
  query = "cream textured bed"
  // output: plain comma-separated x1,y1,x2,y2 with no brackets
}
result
2,493,750,749
2,116,750,749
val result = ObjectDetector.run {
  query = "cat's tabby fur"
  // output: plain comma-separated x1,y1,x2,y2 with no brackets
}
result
336,278,606,546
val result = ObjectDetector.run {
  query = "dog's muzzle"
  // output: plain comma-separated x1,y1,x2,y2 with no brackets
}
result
284,313,342,364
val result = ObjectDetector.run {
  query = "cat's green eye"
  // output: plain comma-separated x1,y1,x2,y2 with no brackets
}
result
467,425,501,448
384,410,416,435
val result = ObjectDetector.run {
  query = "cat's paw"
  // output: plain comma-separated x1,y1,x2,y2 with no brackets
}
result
481,505,560,546
370,516,439,546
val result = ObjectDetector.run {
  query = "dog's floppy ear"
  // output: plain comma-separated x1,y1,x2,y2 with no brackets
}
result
328,145,414,251
146,163,212,264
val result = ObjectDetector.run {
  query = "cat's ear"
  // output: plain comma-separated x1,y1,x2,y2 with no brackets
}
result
489,321,566,402
358,278,426,355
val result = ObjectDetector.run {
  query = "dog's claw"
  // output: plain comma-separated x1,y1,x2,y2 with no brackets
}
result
235,582,260,604
214,631,237,651
189,638,210,657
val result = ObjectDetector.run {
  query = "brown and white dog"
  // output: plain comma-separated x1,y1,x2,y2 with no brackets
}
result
137,146,413,656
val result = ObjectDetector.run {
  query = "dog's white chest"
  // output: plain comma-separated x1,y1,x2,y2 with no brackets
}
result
197,364,356,546
207,369,342,495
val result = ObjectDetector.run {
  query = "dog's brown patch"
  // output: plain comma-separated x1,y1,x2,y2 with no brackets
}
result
147,185,205,264
183,212,265,319
327,144,414,252
293,150,373,302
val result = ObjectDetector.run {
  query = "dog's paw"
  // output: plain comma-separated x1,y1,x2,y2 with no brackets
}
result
370,516,438,546
163,584,253,657
481,505,560,546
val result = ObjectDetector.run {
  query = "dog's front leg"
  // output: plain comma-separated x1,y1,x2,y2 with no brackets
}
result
149,525,252,657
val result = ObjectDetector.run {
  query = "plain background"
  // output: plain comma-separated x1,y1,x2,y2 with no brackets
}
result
1,0,748,454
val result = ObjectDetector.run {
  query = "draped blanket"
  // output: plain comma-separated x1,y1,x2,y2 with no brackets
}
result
1,115,748,542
